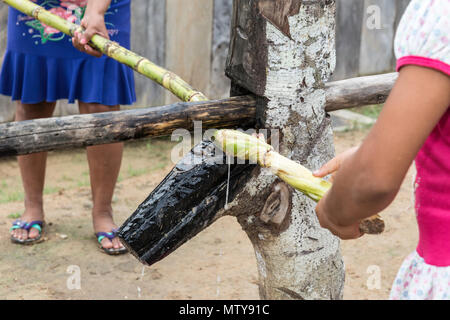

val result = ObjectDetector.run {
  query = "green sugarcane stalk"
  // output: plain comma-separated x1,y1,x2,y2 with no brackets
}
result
213,129,331,201
3,0,208,102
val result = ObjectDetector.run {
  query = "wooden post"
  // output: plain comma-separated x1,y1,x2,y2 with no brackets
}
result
223,0,345,300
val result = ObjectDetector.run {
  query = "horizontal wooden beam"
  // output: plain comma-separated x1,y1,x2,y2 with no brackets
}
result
0,73,397,157
0,96,256,157
325,72,397,111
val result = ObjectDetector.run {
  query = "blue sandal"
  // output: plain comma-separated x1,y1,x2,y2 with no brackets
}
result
96,229,128,255
10,220,45,245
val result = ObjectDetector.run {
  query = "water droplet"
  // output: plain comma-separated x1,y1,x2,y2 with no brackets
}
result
139,266,145,280
225,156,231,210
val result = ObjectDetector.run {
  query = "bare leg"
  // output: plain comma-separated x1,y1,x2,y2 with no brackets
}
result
11,101,56,241
78,102,125,251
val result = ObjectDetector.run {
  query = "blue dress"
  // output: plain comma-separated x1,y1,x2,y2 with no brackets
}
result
0,0,136,106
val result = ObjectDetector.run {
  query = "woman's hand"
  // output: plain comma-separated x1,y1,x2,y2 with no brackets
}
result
72,12,108,57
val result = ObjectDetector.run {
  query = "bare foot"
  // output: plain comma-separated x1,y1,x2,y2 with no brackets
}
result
93,211,126,251
10,208,44,241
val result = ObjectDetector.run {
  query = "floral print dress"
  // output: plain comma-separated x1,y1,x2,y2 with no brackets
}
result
0,0,136,106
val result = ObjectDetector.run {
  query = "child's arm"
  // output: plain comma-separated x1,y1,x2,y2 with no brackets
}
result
315,66,450,240
72,0,112,57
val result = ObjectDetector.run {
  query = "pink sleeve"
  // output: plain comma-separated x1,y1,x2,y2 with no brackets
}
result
397,56,450,76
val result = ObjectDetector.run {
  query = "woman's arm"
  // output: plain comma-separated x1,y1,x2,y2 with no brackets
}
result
315,65,450,239
72,0,112,57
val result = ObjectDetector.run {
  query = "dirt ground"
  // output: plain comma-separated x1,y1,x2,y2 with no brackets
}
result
0,129,418,300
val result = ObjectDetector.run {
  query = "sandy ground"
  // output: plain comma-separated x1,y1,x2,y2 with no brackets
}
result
0,130,418,300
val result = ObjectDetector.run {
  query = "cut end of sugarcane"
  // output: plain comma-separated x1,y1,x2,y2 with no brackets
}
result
359,214,385,235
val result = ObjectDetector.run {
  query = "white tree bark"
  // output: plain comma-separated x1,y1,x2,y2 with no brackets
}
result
224,0,345,300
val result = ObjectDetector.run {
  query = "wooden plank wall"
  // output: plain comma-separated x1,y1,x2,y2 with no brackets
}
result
131,0,166,107
333,0,411,80
0,0,410,123
0,4,13,123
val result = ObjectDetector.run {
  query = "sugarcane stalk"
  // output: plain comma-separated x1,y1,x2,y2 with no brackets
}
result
213,129,385,234
2,0,208,102
213,129,330,201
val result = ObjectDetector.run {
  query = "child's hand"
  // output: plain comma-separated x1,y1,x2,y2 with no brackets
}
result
315,197,362,240
314,146,362,240
72,13,109,57
313,146,358,182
